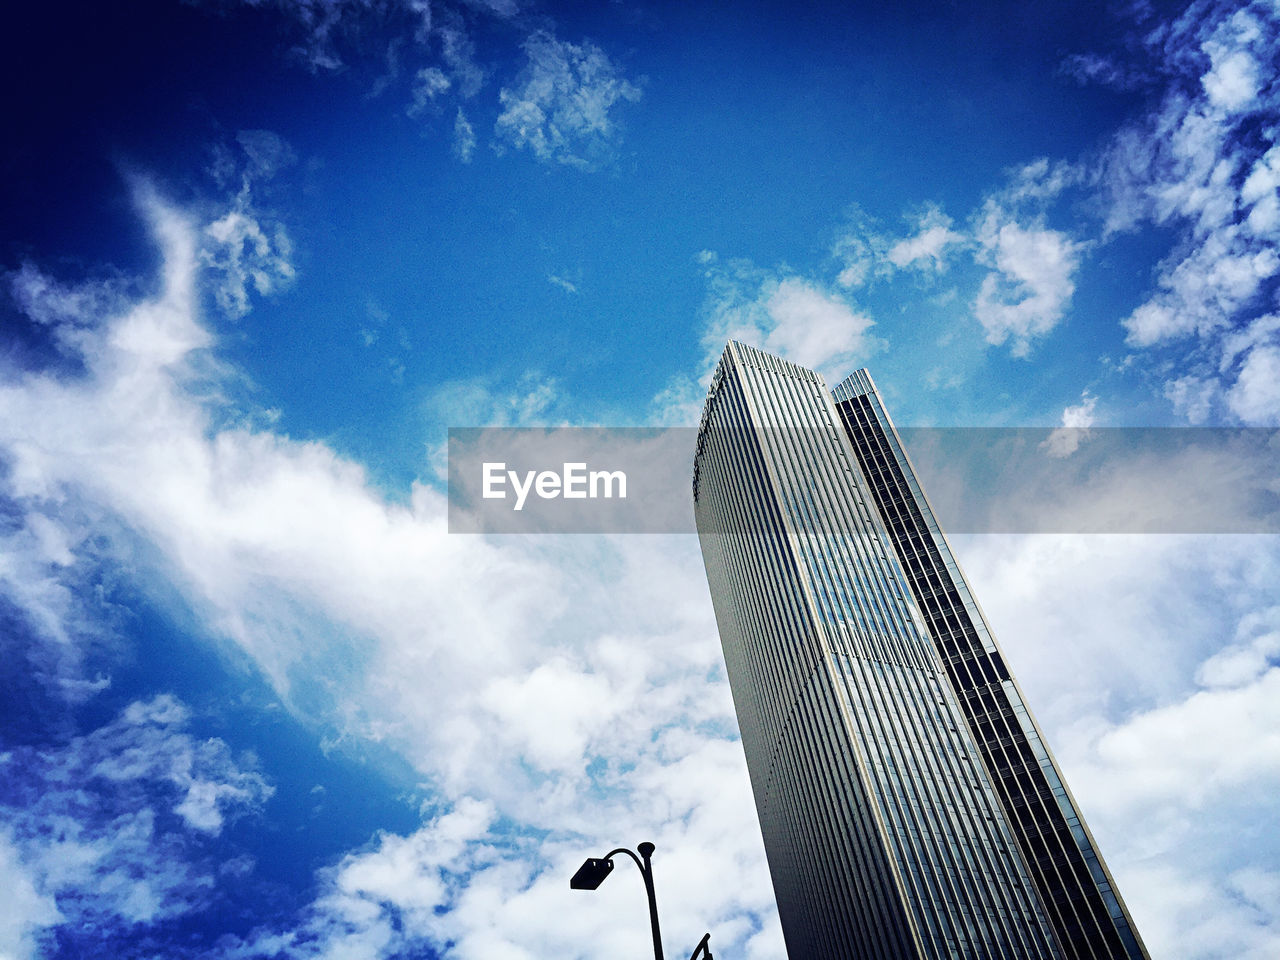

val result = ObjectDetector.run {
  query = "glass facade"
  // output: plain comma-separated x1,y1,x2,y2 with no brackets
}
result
693,342,1065,960
831,369,1149,960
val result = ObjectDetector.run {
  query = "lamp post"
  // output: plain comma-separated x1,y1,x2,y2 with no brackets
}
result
570,842,714,960
687,931,714,960
570,841,665,960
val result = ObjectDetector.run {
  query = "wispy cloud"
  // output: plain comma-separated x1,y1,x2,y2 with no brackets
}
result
202,207,295,319
547,273,579,294
407,65,452,116
436,15,486,99
200,132,297,318
1060,51,1149,90
430,370,561,427
453,106,477,162
1089,0,1280,421
203,3,647,172
885,205,965,273
224,0,453,73
0,696,270,955
495,30,642,169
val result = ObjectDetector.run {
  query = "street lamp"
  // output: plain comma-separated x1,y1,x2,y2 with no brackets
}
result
571,841,665,960
569,841,712,960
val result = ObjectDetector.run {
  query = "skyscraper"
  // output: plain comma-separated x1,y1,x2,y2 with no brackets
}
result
830,370,1147,960
692,342,1147,960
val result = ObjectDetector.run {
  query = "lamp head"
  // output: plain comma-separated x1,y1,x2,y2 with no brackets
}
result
570,857,614,890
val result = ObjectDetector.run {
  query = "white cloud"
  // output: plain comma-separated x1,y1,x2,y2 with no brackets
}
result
648,374,706,427
1124,862,1280,960
1203,47,1260,111
495,30,642,168
830,208,892,288
1226,343,1280,423
0,831,62,960
1076,667,1280,814
1059,392,1099,429
84,696,274,835
480,660,614,772
1201,9,1264,113
699,256,878,381
886,206,965,272
1121,228,1279,346
250,798,499,959
830,166,1085,360
1041,390,1098,458
547,273,578,294
202,207,295,318
953,533,1280,955
831,159,1082,358
973,188,1082,356
762,279,875,372
1241,143,1280,235
1197,606,1280,688
831,205,964,288
408,66,452,116
954,534,1280,731
8,263,126,354
1217,314,1280,423
454,106,477,162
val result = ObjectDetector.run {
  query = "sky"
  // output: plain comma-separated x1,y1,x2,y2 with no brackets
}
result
1,0,1279,958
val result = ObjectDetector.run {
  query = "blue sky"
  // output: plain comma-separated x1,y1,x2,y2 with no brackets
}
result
2,1,1279,958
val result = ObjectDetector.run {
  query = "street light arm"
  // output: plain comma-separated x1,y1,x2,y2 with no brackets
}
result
687,932,713,960
602,847,646,873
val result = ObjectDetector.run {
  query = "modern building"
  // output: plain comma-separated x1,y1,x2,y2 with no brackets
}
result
692,342,1147,960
